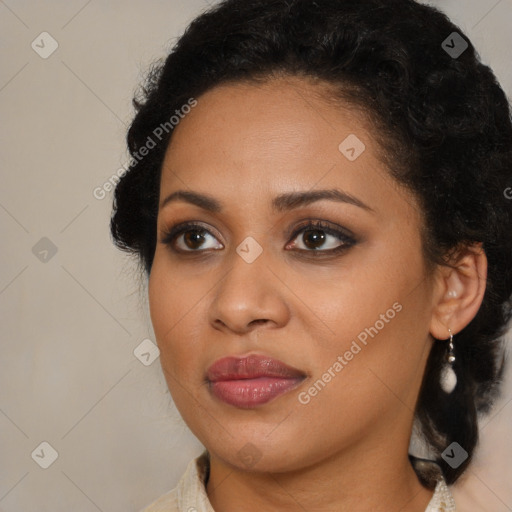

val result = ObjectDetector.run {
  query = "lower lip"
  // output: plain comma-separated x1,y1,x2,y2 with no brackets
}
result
209,376,305,408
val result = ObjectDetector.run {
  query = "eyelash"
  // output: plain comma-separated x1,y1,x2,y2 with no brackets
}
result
159,219,357,257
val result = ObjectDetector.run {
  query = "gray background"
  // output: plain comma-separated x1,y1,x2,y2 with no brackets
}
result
1,1,511,511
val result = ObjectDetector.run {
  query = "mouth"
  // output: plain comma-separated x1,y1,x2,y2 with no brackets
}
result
206,353,307,409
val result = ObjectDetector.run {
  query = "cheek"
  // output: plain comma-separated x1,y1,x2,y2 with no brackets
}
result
294,296,430,444
302,241,431,384
148,265,210,437
148,249,195,335
301,253,405,343
148,260,172,341
147,255,207,378
148,259,185,365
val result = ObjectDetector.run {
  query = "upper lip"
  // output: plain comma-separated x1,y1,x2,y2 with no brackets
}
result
206,354,306,382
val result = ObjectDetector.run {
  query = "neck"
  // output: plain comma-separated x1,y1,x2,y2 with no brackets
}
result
206,438,434,512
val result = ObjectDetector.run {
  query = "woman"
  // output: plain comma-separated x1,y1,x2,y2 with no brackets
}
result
110,0,512,510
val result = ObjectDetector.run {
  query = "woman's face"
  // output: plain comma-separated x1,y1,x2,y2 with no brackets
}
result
148,76,438,472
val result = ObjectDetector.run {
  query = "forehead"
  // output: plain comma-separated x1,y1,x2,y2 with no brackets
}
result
161,78,380,184
156,76,423,230
167,76,375,148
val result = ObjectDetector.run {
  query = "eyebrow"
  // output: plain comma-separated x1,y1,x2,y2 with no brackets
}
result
159,188,375,213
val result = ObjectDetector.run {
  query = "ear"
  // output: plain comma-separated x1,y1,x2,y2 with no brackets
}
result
429,242,487,340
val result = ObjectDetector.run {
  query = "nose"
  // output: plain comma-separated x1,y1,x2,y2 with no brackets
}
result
208,249,290,336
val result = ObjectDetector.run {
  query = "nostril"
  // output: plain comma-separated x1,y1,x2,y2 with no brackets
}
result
249,319,268,326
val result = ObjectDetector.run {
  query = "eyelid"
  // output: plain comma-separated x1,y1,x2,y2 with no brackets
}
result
286,218,356,244
159,218,357,254
159,221,224,248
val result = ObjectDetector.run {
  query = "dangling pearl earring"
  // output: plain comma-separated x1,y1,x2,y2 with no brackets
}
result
440,328,457,393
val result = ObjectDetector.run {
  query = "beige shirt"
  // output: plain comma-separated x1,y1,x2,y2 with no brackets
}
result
141,451,456,512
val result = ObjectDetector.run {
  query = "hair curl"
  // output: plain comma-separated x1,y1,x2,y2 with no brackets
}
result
111,0,512,487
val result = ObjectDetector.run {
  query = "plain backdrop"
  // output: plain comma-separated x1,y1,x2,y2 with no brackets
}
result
1,1,511,511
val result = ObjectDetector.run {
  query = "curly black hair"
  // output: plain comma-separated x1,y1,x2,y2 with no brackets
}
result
110,0,512,488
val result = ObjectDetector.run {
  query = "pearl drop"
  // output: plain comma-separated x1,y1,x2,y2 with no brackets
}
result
440,364,457,393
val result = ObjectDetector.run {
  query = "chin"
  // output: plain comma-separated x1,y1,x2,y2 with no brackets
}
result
203,430,310,473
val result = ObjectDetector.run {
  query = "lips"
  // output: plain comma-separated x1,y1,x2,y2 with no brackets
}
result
207,354,306,381
206,354,306,408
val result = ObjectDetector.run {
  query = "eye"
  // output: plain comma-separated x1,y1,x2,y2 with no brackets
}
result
160,222,223,252
159,219,357,255
286,220,356,255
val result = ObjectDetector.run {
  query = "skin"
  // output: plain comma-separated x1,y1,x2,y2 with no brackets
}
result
148,76,487,512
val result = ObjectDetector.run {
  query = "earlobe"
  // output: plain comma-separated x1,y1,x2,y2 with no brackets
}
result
429,243,487,340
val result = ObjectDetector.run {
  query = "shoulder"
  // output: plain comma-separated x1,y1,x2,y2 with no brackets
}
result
139,450,211,512
426,477,456,512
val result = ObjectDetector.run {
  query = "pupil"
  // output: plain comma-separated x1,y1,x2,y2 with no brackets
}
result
185,230,205,249
304,229,325,249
